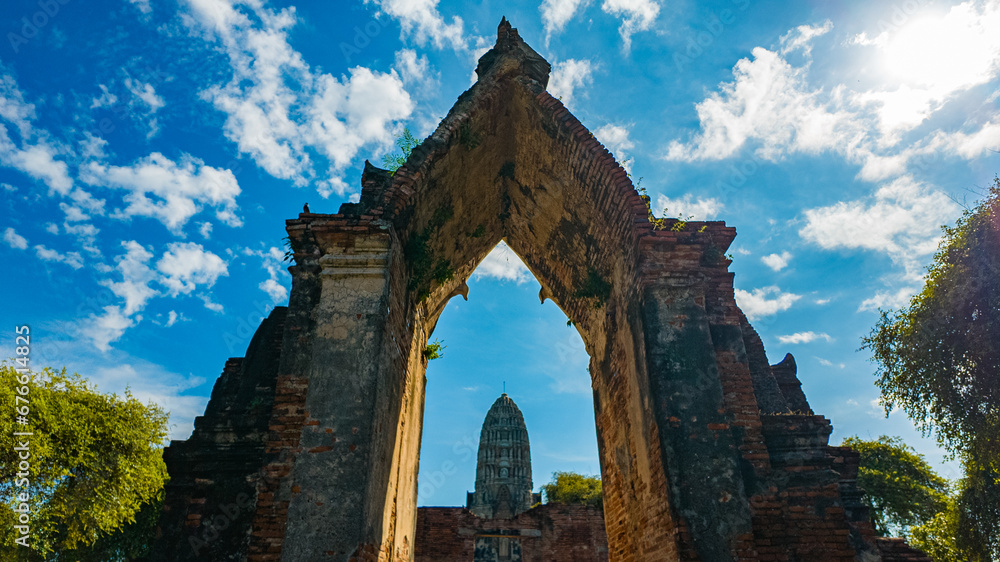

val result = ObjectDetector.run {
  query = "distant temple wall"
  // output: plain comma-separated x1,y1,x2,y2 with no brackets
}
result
415,505,608,562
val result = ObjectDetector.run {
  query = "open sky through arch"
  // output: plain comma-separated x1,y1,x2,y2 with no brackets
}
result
4,0,999,500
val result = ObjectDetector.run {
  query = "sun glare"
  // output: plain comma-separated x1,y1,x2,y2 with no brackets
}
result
883,8,999,93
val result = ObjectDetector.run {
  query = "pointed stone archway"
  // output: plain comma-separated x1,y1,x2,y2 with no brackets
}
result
151,19,930,562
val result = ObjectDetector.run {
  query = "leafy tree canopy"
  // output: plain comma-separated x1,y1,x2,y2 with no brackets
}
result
841,436,948,537
908,459,1000,562
862,178,999,462
541,471,602,509
0,363,169,560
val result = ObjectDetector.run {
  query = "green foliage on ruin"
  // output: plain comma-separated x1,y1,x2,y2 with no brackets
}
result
468,224,486,238
0,363,168,560
423,339,446,361
635,178,694,231
496,161,515,181
459,120,480,150
405,205,455,300
573,267,611,309
541,472,602,509
381,127,420,173
841,436,949,537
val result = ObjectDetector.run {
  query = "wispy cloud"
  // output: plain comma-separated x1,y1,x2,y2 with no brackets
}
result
735,286,801,320
777,331,832,344
548,59,594,108
761,251,792,271
473,242,532,284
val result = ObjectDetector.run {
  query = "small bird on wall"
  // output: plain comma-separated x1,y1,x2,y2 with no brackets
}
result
303,203,310,213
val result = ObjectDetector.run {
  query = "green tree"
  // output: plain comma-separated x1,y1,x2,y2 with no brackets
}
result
381,127,420,172
541,471,602,509
0,364,169,560
862,178,999,462
908,460,1000,562
908,499,965,562
863,177,1000,560
841,436,949,537
952,460,1000,561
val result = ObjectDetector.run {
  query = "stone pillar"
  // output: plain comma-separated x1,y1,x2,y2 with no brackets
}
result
248,230,409,561
642,277,754,561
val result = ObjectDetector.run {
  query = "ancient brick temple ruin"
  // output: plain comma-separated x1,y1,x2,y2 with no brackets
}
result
416,393,608,561
150,18,931,562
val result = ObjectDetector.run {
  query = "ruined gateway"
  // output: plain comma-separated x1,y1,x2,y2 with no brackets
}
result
150,19,931,562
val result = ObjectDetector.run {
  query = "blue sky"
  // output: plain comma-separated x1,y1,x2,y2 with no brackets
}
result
2,0,998,507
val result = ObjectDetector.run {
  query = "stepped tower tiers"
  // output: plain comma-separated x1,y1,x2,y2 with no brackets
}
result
466,394,540,518
152,17,933,561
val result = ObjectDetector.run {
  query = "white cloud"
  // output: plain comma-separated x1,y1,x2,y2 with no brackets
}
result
248,245,290,304
128,0,152,14
259,278,288,303
307,68,414,170
818,357,846,369
367,0,467,51
0,125,74,195
83,305,135,352
668,4,1000,172
156,242,228,296
0,71,37,136
0,69,73,195
34,245,83,269
102,241,158,316
654,193,723,220
82,152,242,233
124,77,165,112
779,21,832,56
541,0,590,39
734,286,801,320
593,123,634,173
799,176,957,278
165,310,180,327
90,84,118,109
201,294,225,312
548,59,594,108
185,0,413,190
394,48,432,86
601,0,659,52
473,242,532,284
761,251,792,271
777,331,832,344
124,77,165,137
4,227,27,249
858,286,917,312
665,46,856,163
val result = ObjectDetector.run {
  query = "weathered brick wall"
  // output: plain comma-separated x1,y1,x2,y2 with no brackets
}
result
414,504,608,561
151,307,287,561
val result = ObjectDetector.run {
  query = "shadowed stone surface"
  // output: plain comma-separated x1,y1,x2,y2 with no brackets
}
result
151,18,932,562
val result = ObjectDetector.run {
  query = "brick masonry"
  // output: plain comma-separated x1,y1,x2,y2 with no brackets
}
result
414,504,608,561
150,18,933,562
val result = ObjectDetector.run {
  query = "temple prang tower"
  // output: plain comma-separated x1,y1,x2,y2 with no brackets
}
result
150,17,932,562
466,394,539,519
